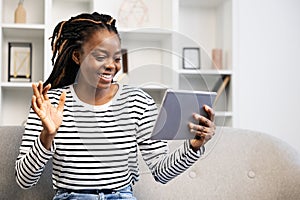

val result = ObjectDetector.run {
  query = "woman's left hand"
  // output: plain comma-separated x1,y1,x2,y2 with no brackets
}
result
189,105,216,151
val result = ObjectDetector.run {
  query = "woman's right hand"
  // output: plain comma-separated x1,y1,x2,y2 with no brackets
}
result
31,81,66,149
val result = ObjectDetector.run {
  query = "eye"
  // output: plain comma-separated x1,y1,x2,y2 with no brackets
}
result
95,56,106,62
114,57,121,63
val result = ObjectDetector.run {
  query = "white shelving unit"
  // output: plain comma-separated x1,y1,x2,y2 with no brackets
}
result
175,0,233,127
0,0,46,125
0,0,233,127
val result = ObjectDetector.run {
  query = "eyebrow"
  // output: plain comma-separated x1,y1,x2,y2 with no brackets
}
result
92,48,122,56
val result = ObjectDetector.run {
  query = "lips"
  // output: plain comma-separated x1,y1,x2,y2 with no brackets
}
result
97,73,113,82
99,74,112,79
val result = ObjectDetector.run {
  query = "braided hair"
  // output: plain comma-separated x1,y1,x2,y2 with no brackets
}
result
44,12,120,89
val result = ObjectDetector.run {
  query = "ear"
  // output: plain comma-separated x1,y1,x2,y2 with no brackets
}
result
72,50,80,65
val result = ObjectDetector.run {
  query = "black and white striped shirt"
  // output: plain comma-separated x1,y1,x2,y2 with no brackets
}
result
15,84,204,190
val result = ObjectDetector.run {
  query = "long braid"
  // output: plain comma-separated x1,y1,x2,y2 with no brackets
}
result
44,12,119,88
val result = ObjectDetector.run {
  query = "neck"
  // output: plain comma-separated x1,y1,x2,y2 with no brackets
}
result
73,83,118,105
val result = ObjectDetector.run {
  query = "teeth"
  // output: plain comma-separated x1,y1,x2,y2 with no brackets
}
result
99,74,112,79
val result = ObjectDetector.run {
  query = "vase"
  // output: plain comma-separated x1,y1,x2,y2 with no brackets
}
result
212,48,222,69
14,2,26,23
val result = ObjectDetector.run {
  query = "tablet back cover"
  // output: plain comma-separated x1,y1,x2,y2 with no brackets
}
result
151,90,216,140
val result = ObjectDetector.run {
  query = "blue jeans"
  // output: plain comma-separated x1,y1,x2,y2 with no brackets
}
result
53,185,136,200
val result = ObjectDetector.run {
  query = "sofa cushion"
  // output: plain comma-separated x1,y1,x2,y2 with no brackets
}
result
0,126,54,200
133,127,300,200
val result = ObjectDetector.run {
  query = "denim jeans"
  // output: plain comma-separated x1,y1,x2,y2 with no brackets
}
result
53,185,136,200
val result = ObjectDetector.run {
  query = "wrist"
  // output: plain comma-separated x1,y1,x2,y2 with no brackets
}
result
40,129,55,150
189,139,204,152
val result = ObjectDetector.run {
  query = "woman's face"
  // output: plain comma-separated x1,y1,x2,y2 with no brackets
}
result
77,29,121,90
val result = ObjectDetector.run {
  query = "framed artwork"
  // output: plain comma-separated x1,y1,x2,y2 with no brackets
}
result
121,48,128,73
182,47,200,69
8,42,32,82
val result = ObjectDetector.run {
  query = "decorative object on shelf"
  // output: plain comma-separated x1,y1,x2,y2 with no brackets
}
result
182,47,200,69
121,49,128,73
8,42,32,82
212,48,222,69
118,0,149,27
212,75,230,107
14,0,26,24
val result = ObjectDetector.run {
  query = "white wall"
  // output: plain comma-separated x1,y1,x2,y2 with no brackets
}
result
235,0,300,152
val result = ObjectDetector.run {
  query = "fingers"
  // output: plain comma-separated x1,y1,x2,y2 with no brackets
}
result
31,95,46,120
43,84,51,101
32,82,47,118
189,106,216,149
189,105,216,141
32,81,44,98
38,81,43,95
193,113,214,128
31,95,39,113
189,123,214,145
32,82,43,107
32,81,52,102
36,81,45,102
32,82,40,98
203,105,215,122
57,91,66,113
191,104,216,133
188,122,215,136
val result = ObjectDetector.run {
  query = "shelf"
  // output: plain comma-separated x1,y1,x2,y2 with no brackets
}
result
119,28,173,42
2,23,45,38
1,82,33,88
215,111,232,117
178,69,232,75
140,84,169,91
180,0,226,7
2,23,45,29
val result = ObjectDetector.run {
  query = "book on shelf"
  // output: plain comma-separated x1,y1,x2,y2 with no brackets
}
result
212,75,230,107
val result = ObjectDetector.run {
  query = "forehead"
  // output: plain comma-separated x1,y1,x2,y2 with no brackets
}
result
83,30,120,53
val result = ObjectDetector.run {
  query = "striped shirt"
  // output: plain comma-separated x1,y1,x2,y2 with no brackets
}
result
15,84,204,190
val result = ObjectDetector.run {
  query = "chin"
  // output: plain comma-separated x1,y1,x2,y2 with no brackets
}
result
96,82,112,90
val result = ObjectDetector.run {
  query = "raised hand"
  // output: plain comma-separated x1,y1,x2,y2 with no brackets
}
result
31,81,66,149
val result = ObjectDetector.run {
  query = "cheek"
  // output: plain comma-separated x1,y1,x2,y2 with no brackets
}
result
116,63,122,73
82,55,104,69
79,59,97,79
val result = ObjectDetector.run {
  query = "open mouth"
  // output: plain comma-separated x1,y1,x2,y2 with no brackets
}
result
99,74,112,79
97,73,114,82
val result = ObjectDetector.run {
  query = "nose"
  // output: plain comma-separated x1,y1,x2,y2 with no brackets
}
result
104,59,118,72
105,61,114,70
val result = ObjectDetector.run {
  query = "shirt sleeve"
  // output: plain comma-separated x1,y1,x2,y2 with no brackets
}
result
15,109,55,189
136,95,205,184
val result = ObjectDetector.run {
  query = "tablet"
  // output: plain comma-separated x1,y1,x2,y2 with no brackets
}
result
150,90,217,140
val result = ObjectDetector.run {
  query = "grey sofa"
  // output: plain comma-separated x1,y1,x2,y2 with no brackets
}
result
1,126,300,200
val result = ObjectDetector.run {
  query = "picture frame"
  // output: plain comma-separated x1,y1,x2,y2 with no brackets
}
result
8,42,32,82
182,47,200,69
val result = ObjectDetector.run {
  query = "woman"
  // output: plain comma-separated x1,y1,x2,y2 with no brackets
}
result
15,12,216,200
